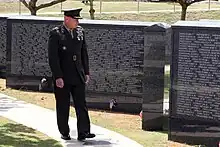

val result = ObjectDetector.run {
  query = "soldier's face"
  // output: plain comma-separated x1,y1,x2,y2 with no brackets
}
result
65,16,78,29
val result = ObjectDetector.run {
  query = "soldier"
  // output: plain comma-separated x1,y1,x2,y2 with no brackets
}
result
47,8,95,141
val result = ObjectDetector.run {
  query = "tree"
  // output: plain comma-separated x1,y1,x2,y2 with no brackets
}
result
89,0,95,20
20,0,66,16
82,0,95,20
175,0,205,20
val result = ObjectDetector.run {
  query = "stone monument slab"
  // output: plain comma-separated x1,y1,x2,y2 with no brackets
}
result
169,20,220,147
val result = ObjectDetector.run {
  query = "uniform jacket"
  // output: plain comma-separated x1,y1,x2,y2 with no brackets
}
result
48,24,89,85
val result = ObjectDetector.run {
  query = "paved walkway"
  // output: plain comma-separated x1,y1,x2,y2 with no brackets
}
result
0,93,143,147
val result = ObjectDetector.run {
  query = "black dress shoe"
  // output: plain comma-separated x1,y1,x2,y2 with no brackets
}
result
85,133,95,138
77,133,95,141
77,135,86,141
61,134,71,140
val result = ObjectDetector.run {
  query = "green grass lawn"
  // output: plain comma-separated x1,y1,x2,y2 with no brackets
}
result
35,8,220,24
0,116,62,147
1,0,220,15
88,9,220,24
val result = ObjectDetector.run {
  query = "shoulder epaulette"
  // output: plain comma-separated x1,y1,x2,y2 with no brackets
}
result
52,26,59,30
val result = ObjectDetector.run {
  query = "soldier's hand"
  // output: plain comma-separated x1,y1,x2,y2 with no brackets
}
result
56,78,64,88
85,75,90,84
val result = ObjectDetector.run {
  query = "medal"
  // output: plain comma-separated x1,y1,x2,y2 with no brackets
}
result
62,46,66,50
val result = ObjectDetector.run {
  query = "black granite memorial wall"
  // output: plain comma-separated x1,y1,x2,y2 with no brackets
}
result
0,16,7,78
5,16,169,131
6,16,61,90
169,20,220,147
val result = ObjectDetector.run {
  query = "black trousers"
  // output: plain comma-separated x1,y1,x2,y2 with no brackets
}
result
54,83,91,136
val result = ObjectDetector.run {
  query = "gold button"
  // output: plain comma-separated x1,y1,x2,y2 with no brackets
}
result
73,55,77,61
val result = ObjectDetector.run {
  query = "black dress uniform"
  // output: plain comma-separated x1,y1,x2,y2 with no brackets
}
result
47,8,95,141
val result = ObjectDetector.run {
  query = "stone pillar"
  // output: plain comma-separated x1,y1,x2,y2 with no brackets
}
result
142,23,170,131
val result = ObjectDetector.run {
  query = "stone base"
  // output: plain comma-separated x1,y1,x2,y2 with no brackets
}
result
142,115,168,131
71,101,142,114
0,65,6,79
6,75,46,91
6,75,142,114
169,117,220,147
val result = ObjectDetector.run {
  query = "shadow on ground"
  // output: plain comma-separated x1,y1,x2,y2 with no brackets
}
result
0,122,62,147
